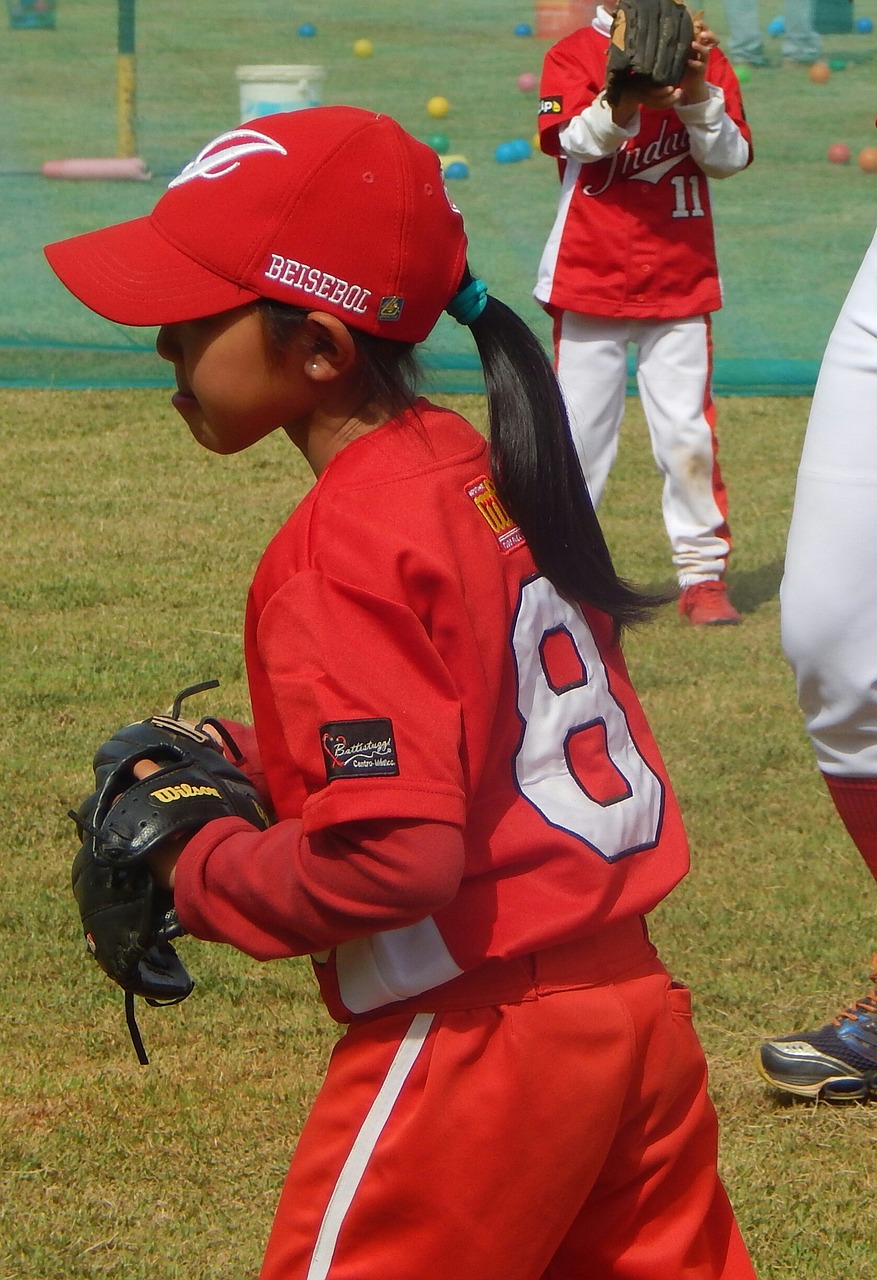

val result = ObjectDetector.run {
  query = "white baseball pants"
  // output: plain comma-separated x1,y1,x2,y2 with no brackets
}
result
553,311,732,587
781,228,877,777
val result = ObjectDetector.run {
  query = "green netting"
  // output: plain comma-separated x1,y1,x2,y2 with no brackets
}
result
2,0,876,393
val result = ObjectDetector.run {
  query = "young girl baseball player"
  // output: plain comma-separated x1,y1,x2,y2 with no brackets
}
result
535,5,753,625
45,107,756,1278
757,226,877,1102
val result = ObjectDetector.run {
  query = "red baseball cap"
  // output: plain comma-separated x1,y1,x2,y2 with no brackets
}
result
44,106,469,344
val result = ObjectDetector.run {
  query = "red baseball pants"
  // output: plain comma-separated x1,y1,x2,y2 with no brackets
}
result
260,921,755,1280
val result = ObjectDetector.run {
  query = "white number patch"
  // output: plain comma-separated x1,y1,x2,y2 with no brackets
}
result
512,577,664,861
670,172,705,219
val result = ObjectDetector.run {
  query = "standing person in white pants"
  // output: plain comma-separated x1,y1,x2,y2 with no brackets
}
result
535,2,753,626
723,0,821,68
757,227,877,1102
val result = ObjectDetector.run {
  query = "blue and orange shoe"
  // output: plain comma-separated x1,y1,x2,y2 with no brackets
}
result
757,964,877,1101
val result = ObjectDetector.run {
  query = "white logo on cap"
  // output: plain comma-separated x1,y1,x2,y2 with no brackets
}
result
168,128,287,189
442,181,462,217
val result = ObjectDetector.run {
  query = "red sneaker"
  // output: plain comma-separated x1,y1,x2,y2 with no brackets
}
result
679,580,742,626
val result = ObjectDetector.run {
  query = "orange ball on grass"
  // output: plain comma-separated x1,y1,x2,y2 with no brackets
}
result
859,147,877,173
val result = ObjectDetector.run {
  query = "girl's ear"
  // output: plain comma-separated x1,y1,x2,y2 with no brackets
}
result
302,312,358,382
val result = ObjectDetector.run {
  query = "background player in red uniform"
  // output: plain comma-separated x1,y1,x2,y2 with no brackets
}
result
757,228,877,1102
45,107,756,1278
535,5,753,626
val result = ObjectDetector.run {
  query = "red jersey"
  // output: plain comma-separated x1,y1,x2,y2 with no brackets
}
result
175,401,689,1019
535,14,752,320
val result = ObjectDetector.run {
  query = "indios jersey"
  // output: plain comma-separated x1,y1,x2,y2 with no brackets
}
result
241,401,689,1018
535,18,750,320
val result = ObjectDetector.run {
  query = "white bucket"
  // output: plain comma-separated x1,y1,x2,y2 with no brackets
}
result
235,64,325,122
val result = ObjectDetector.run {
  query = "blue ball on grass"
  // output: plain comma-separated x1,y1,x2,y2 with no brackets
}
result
495,138,532,163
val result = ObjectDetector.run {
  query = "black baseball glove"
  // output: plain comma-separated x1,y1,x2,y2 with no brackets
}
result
70,681,272,1061
605,0,696,107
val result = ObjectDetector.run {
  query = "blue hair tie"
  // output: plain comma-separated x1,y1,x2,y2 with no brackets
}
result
446,277,488,326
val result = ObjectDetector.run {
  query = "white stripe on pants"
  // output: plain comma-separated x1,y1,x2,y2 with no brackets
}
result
554,311,731,586
304,1012,435,1279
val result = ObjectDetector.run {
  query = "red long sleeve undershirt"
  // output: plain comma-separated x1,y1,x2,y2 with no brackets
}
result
173,814,466,961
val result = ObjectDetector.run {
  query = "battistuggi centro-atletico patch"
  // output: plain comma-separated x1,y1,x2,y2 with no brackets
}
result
466,475,524,553
320,718,400,781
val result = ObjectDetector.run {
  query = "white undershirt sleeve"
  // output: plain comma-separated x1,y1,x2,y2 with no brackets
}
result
558,91,640,162
675,84,750,178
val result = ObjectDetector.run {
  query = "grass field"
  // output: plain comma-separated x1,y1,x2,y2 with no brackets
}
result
3,385,877,1279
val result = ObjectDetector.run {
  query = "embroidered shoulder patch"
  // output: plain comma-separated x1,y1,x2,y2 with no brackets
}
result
466,475,525,553
320,718,400,781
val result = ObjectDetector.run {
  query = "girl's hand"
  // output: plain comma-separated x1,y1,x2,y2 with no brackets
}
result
131,758,186,889
679,21,718,104
611,82,682,126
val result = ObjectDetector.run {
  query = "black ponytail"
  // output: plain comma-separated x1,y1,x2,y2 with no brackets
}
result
461,271,666,630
